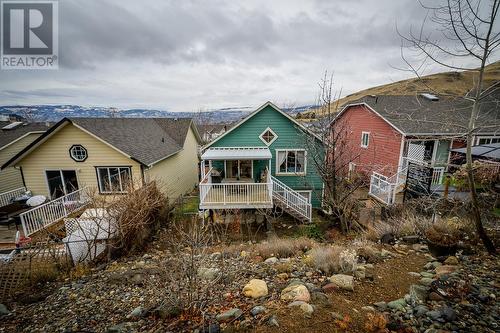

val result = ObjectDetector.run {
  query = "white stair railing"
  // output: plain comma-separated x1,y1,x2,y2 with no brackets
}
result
20,188,90,236
0,187,26,207
369,173,396,205
270,176,311,222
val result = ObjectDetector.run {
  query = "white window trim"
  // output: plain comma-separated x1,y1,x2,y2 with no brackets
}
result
96,167,132,194
361,131,370,148
275,149,307,176
259,127,278,146
475,136,500,145
296,190,312,203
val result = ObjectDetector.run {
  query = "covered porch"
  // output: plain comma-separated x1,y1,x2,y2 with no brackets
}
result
199,147,273,209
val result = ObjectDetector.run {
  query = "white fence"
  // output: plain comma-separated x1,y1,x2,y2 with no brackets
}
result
271,176,311,222
369,172,396,205
0,187,26,207
431,167,445,185
20,188,90,236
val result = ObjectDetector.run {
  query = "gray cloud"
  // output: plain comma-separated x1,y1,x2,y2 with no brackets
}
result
0,0,496,111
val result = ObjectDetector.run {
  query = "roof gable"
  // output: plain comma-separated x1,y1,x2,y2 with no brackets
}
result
205,101,322,149
0,121,50,151
2,117,201,169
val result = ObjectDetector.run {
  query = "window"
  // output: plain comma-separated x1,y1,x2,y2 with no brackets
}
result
296,190,312,203
476,137,500,145
259,127,278,145
225,160,253,179
276,149,306,175
69,145,88,162
96,167,131,193
45,170,79,199
361,132,370,148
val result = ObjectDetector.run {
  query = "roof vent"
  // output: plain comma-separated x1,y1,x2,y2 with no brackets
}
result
420,93,439,101
2,121,23,130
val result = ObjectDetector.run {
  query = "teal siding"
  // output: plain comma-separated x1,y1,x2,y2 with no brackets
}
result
209,105,325,207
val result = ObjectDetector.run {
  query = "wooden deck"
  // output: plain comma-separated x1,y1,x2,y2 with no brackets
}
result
200,186,272,209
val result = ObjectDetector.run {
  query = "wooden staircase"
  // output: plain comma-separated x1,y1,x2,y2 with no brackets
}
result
270,176,312,223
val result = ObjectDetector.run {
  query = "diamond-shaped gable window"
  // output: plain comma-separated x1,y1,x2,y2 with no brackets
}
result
259,128,277,145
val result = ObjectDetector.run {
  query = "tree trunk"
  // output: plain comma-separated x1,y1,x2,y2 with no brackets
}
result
466,56,496,255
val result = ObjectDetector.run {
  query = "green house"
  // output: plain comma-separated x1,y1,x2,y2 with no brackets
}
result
199,102,325,222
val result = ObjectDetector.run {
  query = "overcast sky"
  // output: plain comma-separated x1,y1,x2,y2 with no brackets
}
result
0,0,496,112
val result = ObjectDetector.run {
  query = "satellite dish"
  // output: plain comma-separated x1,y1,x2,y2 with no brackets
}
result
26,195,46,207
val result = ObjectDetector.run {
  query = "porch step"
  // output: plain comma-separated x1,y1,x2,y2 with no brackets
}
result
273,194,310,222
270,176,312,223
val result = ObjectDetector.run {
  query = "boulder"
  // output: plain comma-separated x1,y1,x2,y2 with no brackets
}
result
443,256,459,265
198,267,220,280
353,266,366,279
216,308,242,322
328,274,354,291
243,279,268,298
280,284,310,302
288,301,314,316
264,257,279,264
322,283,337,294
129,306,145,318
0,304,9,316
409,284,429,302
419,277,434,286
250,305,266,316
387,298,406,311
435,265,457,277
268,315,279,327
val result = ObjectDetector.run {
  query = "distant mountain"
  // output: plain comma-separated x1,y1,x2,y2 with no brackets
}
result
309,61,500,117
0,104,317,124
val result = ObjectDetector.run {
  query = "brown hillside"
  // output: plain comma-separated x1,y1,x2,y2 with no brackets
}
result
308,61,500,117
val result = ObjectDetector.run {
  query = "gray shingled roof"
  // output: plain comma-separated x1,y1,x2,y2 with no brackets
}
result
348,94,500,135
0,121,51,150
69,118,195,165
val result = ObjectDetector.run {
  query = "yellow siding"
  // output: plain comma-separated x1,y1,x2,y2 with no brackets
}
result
17,123,142,197
0,133,42,192
145,126,199,200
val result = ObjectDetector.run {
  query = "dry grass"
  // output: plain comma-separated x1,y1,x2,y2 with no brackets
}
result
309,245,357,275
254,237,317,258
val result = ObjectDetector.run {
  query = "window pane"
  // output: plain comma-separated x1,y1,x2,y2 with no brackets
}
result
97,168,110,192
287,151,296,172
62,170,78,193
119,168,131,191
109,168,121,191
240,160,252,178
278,151,287,172
296,151,305,172
46,170,64,198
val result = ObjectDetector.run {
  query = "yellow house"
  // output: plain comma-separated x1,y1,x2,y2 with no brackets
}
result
0,121,50,193
1,117,201,200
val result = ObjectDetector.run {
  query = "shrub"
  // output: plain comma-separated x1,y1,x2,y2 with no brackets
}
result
425,220,460,245
309,245,357,275
296,223,324,240
254,237,316,258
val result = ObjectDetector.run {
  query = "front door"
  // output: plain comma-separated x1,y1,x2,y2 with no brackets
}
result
46,170,79,199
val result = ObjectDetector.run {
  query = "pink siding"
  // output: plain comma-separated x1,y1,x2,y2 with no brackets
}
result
332,105,403,178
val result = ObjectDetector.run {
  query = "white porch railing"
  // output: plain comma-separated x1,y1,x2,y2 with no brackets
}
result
199,182,272,207
20,188,90,236
271,176,312,222
369,173,396,205
0,187,26,207
431,167,445,185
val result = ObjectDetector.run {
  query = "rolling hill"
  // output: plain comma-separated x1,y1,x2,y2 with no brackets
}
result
307,61,500,117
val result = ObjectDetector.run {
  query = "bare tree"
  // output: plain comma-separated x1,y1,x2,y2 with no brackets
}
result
399,0,499,253
304,72,366,233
